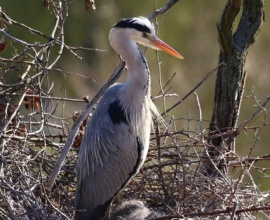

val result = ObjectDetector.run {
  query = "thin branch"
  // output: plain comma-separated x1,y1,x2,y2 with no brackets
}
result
148,0,180,20
234,95,270,136
0,93,26,137
0,28,54,48
230,202,237,220
4,93,87,102
153,204,270,219
194,92,204,142
162,63,224,115
0,9,51,39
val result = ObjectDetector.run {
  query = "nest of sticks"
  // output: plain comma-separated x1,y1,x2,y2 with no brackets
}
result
1,99,270,219
1,2,270,219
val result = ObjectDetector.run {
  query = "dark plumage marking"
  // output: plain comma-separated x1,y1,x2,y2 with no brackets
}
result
138,47,148,68
137,48,150,92
113,18,151,34
108,99,128,125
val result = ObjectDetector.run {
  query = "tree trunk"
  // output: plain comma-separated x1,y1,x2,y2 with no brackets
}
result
204,0,265,176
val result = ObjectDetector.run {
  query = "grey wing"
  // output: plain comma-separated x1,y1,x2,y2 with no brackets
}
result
75,91,142,219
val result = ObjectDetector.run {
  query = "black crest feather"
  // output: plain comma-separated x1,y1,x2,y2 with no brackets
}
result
113,17,151,34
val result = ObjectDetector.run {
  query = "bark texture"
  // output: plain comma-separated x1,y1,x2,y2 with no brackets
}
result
205,0,265,176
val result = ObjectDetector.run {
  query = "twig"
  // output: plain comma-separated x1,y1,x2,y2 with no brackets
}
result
157,72,177,96
0,29,54,48
66,45,106,53
194,92,204,142
234,95,270,136
3,93,86,102
230,202,237,220
153,204,270,219
0,93,26,138
0,9,50,39
162,63,224,115
152,93,178,101
148,0,180,20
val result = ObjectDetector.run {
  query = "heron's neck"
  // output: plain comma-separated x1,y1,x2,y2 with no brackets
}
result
120,42,150,99
113,39,152,136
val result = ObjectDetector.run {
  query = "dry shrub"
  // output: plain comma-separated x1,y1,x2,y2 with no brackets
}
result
1,1,270,219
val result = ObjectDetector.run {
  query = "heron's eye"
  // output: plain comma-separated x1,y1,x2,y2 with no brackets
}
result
142,33,148,38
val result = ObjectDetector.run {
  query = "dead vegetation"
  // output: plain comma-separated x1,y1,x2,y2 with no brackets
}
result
1,0,270,219
1,92,270,219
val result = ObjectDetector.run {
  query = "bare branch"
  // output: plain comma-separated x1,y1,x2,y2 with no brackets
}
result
235,95,270,136
162,63,223,115
148,0,180,20
154,204,270,219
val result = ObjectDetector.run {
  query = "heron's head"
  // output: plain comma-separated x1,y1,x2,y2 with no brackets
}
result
109,16,183,59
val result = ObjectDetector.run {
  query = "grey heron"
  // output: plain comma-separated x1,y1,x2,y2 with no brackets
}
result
75,16,183,220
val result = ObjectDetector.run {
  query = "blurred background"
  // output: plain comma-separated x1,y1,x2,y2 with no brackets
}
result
1,0,270,190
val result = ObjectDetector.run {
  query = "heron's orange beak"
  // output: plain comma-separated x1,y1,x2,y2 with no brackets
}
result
148,36,184,60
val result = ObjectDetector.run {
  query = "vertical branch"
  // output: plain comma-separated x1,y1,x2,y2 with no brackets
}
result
205,0,265,176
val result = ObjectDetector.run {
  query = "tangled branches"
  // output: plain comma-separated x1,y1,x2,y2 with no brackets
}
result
0,0,270,219
0,2,91,219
